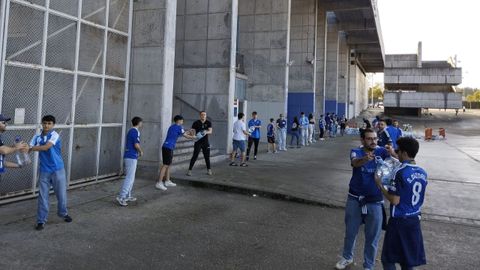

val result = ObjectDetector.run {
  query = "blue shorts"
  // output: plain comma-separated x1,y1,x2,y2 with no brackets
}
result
232,140,246,153
381,216,426,267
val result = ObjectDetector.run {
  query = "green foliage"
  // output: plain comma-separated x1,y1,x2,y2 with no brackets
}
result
368,84,384,102
466,90,480,102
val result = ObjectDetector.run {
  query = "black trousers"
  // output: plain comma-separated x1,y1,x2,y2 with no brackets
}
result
247,137,260,157
319,128,325,138
189,140,211,170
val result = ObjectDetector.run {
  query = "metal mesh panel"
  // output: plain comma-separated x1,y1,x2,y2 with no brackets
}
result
45,14,77,70
70,128,98,181
78,23,104,74
108,0,129,33
82,0,106,25
75,76,101,124
49,0,79,17
42,71,74,124
106,32,127,77
102,79,124,123
98,127,121,176
0,129,36,196
2,66,40,124
29,0,45,6
56,128,71,180
6,3,44,64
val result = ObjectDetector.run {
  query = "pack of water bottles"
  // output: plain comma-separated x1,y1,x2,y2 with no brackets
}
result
15,136,31,167
196,130,206,140
375,156,401,186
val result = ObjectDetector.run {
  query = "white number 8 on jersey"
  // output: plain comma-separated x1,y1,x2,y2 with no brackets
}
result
412,182,422,206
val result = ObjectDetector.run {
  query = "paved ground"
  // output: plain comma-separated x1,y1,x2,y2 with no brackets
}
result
1,179,479,270
1,109,479,269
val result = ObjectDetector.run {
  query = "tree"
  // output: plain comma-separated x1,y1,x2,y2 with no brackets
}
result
368,84,384,103
466,90,480,102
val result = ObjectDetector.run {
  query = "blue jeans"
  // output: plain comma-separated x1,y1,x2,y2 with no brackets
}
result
119,158,138,199
37,169,68,224
342,196,383,269
300,127,308,145
290,131,300,146
277,128,287,150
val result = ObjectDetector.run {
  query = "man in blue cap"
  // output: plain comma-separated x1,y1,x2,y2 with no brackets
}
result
0,114,29,173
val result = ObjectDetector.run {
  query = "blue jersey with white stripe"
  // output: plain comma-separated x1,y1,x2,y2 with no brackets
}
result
388,162,428,218
30,130,64,173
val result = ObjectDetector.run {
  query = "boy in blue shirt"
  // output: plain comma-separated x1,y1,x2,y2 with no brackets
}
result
376,137,427,270
335,128,394,270
378,119,392,147
267,118,277,153
29,115,72,231
386,119,400,150
116,117,144,206
156,115,196,191
246,111,261,160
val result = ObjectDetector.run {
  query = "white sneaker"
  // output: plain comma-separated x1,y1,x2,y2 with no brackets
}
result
155,182,167,191
116,196,128,206
186,170,192,176
164,180,177,187
335,257,353,270
207,169,212,176
126,196,137,202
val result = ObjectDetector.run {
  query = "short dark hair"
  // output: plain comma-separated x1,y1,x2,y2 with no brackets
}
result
42,115,56,124
386,119,393,126
397,137,419,159
252,111,257,115
131,116,142,126
379,118,386,123
173,115,183,122
199,111,206,114
238,112,245,119
301,112,305,115
361,128,376,139
270,118,274,122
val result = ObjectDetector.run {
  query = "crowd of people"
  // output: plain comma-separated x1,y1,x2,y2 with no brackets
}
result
0,110,428,270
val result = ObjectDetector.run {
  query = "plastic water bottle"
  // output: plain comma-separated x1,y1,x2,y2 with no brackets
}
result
375,156,394,186
15,136,31,167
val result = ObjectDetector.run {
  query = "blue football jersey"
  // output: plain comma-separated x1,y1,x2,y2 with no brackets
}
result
388,163,428,218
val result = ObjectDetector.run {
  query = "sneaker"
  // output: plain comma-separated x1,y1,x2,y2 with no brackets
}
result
164,180,177,187
116,196,128,206
254,156,257,160
186,170,192,176
63,215,73,223
240,163,248,167
207,169,212,175
35,223,45,231
126,196,137,202
273,151,278,154
335,257,353,270
155,182,167,191
229,162,238,166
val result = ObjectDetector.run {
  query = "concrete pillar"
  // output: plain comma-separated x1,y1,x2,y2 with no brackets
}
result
314,7,326,116
324,14,339,115
238,0,290,137
128,0,175,175
337,32,348,118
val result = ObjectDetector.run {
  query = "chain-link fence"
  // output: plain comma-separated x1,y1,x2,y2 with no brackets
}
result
0,0,132,203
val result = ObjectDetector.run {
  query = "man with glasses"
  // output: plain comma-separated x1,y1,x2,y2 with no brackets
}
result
335,128,394,270
0,114,29,174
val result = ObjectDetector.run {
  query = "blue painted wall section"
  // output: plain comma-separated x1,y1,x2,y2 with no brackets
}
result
287,92,314,131
325,100,337,115
337,103,346,117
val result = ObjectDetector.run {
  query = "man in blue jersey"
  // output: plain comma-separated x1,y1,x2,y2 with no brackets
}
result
276,114,287,151
393,119,403,139
156,115,196,191
335,128,394,270
267,118,277,153
246,112,261,160
386,119,400,150
377,119,392,147
116,117,144,206
29,115,72,230
376,137,427,270
299,112,309,146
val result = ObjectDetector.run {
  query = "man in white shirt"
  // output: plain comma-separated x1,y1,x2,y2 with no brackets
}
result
230,113,250,167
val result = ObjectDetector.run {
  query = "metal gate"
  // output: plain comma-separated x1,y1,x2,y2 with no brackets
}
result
0,0,132,204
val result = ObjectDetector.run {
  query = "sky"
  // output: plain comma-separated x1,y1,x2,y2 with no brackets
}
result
376,0,479,88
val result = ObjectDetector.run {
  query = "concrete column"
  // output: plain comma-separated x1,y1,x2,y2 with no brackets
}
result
314,7,326,116
337,32,348,118
324,15,339,114
128,0,175,175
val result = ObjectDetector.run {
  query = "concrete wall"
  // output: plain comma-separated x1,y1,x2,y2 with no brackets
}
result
129,0,174,173
337,32,348,118
384,67,462,85
384,92,462,109
288,0,315,93
324,14,339,114
238,0,290,107
350,64,367,117
174,0,234,151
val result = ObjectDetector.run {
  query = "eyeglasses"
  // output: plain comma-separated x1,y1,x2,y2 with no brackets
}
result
0,121,6,125
364,137,378,141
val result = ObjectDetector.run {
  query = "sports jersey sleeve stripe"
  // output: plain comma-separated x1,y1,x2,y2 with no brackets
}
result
48,131,60,145
29,135,39,147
